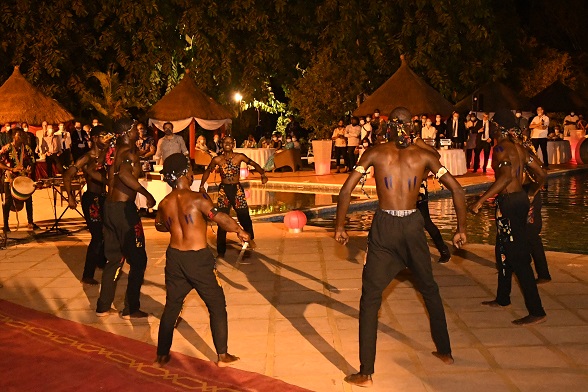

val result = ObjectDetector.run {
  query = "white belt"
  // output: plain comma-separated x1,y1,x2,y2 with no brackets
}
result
381,209,417,217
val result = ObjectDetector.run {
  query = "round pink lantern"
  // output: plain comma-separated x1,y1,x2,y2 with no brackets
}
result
284,210,307,233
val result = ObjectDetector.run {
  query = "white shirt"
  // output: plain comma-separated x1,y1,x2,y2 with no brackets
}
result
482,121,490,140
344,124,361,147
360,123,372,141
530,115,549,139
421,125,436,139
564,114,579,131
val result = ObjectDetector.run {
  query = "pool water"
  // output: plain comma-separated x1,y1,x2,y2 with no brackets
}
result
307,172,588,255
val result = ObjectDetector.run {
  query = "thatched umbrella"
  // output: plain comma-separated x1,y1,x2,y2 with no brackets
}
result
531,81,588,112
147,70,233,158
147,70,233,122
0,66,74,125
454,81,534,113
354,55,454,117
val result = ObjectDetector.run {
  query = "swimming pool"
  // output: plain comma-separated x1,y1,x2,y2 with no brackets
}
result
307,171,588,255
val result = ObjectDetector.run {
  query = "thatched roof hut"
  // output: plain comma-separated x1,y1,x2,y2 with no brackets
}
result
354,56,454,117
531,81,588,112
147,70,232,131
454,81,534,113
0,66,74,125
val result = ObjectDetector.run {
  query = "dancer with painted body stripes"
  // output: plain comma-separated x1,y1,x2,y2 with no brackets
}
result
335,129,467,388
153,153,249,368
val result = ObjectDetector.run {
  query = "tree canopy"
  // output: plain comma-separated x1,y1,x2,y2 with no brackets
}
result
0,0,585,130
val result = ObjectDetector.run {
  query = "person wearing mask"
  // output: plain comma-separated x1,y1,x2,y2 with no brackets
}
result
563,111,579,136
332,120,347,173
465,114,481,170
345,117,361,171
0,123,12,148
43,124,62,178
154,122,189,165
529,107,550,169
473,113,494,173
421,118,437,141
71,121,91,161
434,114,446,148
56,122,72,170
91,118,100,128
370,109,382,137
547,126,564,141
359,116,373,144
447,112,466,149
35,121,49,160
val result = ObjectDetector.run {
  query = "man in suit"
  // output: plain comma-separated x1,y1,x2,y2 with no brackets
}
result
70,121,91,162
447,112,466,149
473,113,494,173
465,113,482,169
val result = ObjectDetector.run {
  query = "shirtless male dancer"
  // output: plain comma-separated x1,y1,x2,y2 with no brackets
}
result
335,132,467,388
64,126,113,285
154,153,248,367
470,127,547,326
200,136,267,257
96,119,156,319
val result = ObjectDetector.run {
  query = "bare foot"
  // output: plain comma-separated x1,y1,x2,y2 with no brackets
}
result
344,373,373,388
432,352,454,364
217,353,240,367
153,354,170,368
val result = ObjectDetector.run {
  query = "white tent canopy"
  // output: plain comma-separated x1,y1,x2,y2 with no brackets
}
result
149,117,232,133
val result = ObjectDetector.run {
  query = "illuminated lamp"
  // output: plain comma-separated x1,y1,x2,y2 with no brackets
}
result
240,166,249,179
284,210,307,233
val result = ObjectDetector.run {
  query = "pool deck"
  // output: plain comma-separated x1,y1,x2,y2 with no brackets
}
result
1,163,588,391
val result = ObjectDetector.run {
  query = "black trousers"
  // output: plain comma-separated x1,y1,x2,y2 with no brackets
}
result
465,149,474,169
417,200,449,254
359,209,450,375
81,192,107,279
527,193,551,280
2,182,33,227
474,141,491,171
45,154,59,177
157,247,228,356
334,146,347,169
347,146,358,170
531,138,549,167
494,192,546,317
216,183,253,255
96,200,147,314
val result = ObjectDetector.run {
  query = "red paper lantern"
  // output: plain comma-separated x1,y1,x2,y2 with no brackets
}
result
284,210,307,233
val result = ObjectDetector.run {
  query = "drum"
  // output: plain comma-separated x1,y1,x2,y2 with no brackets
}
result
11,176,36,201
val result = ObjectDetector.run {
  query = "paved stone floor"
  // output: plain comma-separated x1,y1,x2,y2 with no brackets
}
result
2,220,588,391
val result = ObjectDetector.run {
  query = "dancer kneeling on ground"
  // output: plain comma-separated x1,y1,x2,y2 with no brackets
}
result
335,128,467,388
154,153,249,368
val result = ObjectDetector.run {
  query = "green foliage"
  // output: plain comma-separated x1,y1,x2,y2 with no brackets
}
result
519,45,576,98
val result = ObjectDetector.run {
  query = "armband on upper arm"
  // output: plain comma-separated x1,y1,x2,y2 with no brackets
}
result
434,166,448,179
527,156,534,165
207,207,219,220
354,165,367,175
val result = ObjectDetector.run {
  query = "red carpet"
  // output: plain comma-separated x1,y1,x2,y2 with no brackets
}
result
0,299,310,392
